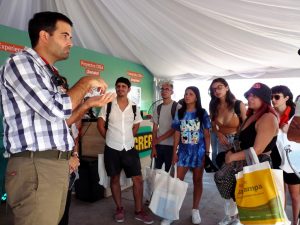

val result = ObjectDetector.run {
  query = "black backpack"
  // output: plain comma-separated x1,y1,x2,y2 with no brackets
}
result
104,102,137,130
157,101,178,123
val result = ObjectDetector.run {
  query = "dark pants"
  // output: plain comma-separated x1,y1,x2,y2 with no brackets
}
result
58,189,72,225
155,144,173,172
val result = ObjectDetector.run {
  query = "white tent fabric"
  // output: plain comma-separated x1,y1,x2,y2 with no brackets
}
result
0,0,300,80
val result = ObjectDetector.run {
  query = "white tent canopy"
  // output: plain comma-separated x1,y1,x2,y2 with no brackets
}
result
0,0,300,80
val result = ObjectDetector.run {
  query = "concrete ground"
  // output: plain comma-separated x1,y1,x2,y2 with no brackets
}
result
0,172,293,225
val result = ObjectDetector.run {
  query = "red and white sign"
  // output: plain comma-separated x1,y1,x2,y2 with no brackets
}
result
80,59,104,76
127,71,144,83
0,42,24,53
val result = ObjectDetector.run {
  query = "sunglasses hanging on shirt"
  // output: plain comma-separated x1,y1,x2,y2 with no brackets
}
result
46,64,69,90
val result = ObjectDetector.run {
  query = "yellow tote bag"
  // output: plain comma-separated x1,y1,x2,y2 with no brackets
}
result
235,148,289,225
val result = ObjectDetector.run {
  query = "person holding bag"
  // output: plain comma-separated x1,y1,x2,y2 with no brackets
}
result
169,86,211,225
270,85,296,169
224,83,279,222
271,85,300,225
209,78,247,225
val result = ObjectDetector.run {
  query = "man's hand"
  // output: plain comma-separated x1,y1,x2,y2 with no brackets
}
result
83,76,108,93
172,153,178,165
69,155,80,174
67,76,109,110
151,148,157,158
85,92,116,108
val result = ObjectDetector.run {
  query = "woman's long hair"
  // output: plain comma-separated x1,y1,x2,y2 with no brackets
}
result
178,86,205,121
209,78,236,121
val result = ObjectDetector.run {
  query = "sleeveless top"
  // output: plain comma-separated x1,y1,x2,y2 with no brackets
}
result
214,113,240,135
239,120,277,153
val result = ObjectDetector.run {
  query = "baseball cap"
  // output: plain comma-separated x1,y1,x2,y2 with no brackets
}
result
244,82,271,105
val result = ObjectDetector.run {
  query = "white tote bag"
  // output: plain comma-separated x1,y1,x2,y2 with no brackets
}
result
276,129,300,174
98,154,109,188
149,165,188,221
143,159,157,201
98,154,132,188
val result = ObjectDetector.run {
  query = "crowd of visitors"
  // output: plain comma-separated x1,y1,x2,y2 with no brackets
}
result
1,10,299,225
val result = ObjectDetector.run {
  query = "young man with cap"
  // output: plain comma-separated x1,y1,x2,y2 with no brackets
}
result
0,11,114,225
97,77,154,224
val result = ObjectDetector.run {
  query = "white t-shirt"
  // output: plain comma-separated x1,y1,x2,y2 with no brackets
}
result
99,99,143,151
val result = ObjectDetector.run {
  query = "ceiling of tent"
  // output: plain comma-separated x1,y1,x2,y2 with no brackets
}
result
0,0,300,80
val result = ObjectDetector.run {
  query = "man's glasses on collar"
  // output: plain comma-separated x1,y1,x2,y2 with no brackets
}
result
51,75,69,89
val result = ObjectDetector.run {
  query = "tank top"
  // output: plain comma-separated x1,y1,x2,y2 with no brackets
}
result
214,113,240,134
239,120,277,153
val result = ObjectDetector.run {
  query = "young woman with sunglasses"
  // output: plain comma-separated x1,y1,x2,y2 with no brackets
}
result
208,78,246,225
271,85,299,225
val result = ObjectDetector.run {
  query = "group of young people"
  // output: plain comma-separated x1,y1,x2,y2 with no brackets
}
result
1,10,299,225
151,78,300,225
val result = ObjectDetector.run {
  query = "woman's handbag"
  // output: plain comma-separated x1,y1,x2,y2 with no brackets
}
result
214,150,244,200
235,147,289,225
204,154,218,173
214,162,240,199
149,165,188,221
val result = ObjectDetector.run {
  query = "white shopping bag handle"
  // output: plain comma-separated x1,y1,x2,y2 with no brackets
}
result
150,158,155,170
168,164,177,178
245,147,260,165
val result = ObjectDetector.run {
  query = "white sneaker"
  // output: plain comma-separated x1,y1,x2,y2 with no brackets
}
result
218,215,232,225
192,209,201,224
161,219,173,225
230,218,243,225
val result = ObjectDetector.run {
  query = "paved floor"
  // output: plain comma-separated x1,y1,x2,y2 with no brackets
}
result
0,172,293,225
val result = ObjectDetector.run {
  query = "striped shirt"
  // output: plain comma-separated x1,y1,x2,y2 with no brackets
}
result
0,47,74,153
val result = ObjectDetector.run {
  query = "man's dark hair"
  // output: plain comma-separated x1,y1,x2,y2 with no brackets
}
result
115,77,131,88
28,11,73,48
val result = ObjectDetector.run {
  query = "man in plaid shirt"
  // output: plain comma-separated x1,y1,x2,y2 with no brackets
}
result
0,11,114,225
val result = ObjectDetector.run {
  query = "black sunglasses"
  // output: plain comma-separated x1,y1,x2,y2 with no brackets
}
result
51,76,69,89
271,94,281,100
